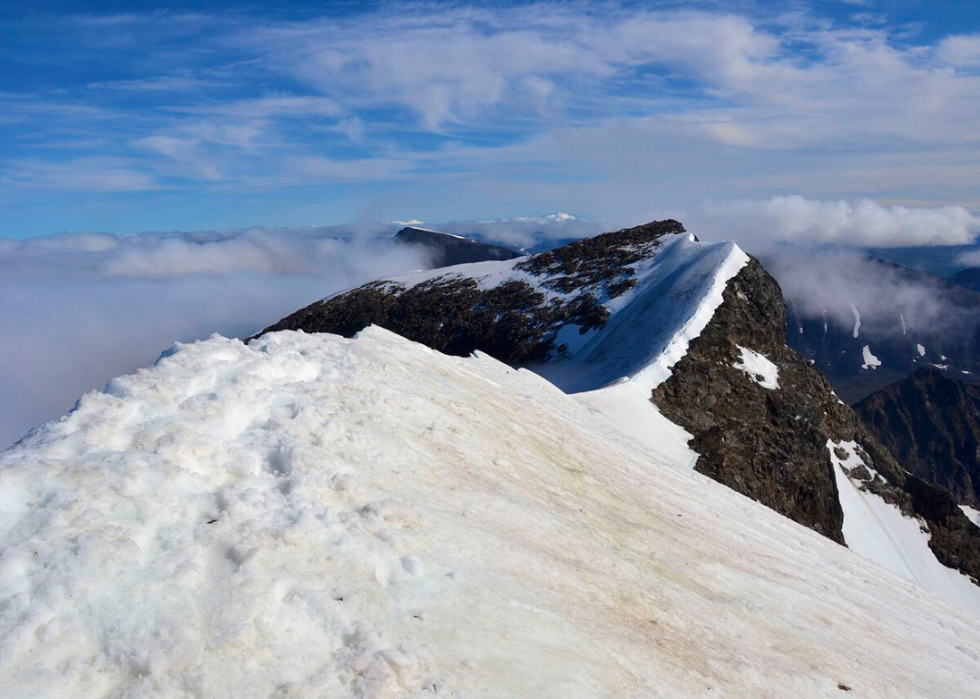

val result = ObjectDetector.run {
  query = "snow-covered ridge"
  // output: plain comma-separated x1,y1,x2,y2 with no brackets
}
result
2,328,980,696
341,231,749,394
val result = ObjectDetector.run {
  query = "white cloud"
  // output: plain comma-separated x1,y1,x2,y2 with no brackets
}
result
937,34,980,68
0,225,433,449
692,196,980,251
438,214,606,248
11,6,980,213
3,158,160,191
955,249,980,268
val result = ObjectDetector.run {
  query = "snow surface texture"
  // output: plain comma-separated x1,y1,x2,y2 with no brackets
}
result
2,329,980,697
829,441,980,615
733,346,780,390
861,345,882,370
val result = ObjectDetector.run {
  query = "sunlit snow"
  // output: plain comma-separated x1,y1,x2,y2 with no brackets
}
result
733,346,779,390
861,345,881,370
1,330,979,696
829,441,980,615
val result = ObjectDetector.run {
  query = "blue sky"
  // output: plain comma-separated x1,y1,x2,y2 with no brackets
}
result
4,0,980,238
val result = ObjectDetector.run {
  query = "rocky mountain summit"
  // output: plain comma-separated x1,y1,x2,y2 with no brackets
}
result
393,226,521,268
260,220,684,364
856,367,980,508
259,220,980,599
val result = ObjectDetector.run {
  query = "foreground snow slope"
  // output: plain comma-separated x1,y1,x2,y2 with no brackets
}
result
1,329,979,697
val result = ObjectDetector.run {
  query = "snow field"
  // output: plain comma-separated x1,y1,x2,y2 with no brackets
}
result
828,440,980,615
1,329,979,696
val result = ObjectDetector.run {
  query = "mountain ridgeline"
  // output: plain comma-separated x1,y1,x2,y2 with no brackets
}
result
258,220,980,590
393,226,521,268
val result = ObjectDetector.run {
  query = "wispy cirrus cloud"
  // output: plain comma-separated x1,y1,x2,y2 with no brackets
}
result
3,3,980,236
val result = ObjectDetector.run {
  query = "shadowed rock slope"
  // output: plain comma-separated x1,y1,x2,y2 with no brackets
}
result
653,258,980,584
785,259,980,403
856,368,980,508
394,226,521,267
258,221,980,586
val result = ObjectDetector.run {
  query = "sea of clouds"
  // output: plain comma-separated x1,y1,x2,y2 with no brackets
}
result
0,225,435,448
2,198,978,448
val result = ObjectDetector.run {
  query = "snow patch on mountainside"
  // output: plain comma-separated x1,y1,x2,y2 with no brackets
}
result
961,505,980,528
861,345,882,370
3,330,980,696
575,381,699,469
734,346,780,390
849,302,861,338
829,440,980,615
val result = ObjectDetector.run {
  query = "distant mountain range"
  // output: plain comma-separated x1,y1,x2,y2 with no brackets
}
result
784,258,980,403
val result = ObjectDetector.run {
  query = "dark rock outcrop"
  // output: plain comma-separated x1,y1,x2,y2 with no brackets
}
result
393,227,521,267
255,220,684,359
855,368,980,508
651,259,848,543
654,258,980,581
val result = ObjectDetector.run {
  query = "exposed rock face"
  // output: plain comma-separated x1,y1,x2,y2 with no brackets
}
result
652,259,847,543
393,227,521,267
855,368,980,508
653,259,980,582
257,221,980,586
